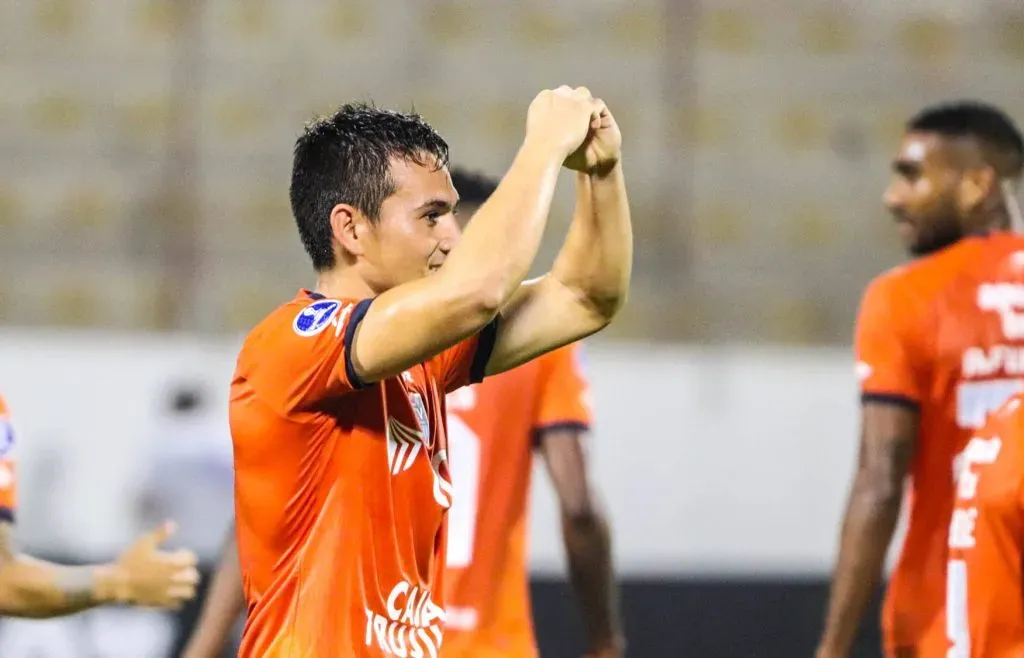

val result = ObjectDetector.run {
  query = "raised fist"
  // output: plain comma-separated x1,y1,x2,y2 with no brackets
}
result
526,86,603,159
563,99,622,176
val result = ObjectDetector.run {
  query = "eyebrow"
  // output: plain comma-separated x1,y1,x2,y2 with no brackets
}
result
893,159,920,175
415,197,458,213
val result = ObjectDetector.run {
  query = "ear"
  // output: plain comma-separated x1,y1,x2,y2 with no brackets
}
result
330,203,370,257
958,166,998,213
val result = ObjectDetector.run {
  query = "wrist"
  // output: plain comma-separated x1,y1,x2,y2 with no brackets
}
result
587,633,626,655
521,134,574,163
815,642,845,658
92,564,131,605
588,159,622,181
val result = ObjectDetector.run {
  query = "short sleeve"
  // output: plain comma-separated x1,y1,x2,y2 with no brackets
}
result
533,343,593,437
0,397,18,521
242,298,373,412
433,318,500,394
854,276,926,406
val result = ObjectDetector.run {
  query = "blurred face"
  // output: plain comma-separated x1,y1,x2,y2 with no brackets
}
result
884,131,967,256
361,157,461,289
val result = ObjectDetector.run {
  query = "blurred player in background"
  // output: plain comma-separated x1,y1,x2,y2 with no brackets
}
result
228,87,632,657
816,101,1024,658
182,168,625,658
441,168,623,658
136,383,236,658
945,391,1024,657
0,395,200,617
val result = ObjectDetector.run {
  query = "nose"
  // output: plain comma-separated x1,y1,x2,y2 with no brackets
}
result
883,180,903,213
439,215,461,253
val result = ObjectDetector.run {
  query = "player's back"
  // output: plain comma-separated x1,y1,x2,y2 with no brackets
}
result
946,391,1024,657
442,345,590,658
859,232,1024,654
230,291,489,658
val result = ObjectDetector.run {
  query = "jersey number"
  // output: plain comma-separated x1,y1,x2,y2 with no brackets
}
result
445,415,481,569
946,559,970,657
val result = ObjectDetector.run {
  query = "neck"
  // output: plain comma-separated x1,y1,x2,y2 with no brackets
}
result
964,203,1010,236
314,266,377,300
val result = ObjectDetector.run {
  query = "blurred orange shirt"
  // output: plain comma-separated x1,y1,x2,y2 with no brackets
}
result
441,343,592,658
0,396,16,518
231,291,496,658
946,392,1024,658
854,232,1024,657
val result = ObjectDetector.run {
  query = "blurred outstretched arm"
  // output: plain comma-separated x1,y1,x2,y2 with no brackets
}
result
182,522,245,658
0,520,198,618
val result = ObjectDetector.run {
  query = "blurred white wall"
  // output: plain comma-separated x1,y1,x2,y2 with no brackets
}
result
0,330,878,575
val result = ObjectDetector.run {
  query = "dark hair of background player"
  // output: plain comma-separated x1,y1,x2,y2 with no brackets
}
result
908,100,1024,179
450,168,499,207
168,384,204,414
290,103,451,271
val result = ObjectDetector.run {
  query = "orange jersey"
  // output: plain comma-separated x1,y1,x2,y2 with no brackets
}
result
854,232,1024,656
231,291,497,658
0,396,15,518
441,343,592,658
946,392,1024,658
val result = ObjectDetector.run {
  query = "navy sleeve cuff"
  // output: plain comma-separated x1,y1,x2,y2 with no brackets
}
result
861,392,920,411
0,508,16,524
469,317,500,384
343,298,375,390
532,420,591,446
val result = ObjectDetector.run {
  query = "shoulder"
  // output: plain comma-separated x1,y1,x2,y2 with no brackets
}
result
859,246,978,316
239,296,359,358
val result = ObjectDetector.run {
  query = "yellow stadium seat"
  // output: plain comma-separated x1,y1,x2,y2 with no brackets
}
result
700,10,756,54
775,104,827,151
322,3,372,40
31,95,85,133
899,17,957,61
801,11,854,55
516,7,568,46
696,202,746,247
787,203,837,247
46,281,99,327
35,0,77,36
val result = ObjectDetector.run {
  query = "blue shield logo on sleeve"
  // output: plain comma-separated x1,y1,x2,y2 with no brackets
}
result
293,300,341,337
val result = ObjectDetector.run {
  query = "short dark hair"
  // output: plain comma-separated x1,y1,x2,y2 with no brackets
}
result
168,384,204,414
450,167,498,206
908,101,1024,179
290,103,450,271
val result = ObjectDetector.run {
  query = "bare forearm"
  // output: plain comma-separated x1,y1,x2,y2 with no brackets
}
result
819,477,903,655
0,555,125,618
351,140,567,382
563,509,624,654
552,165,632,319
442,140,563,304
184,526,245,657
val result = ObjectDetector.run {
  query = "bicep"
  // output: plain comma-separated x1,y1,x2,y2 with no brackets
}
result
486,277,607,376
351,274,496,385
